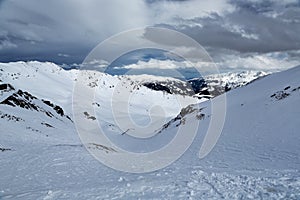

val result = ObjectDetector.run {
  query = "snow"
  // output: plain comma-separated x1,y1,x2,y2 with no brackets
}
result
0,61,299,199
0,61,76,114
204,70,269,92
124,74,186,83
177,67,300,171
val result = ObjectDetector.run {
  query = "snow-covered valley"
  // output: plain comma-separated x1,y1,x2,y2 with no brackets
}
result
0,61,299,199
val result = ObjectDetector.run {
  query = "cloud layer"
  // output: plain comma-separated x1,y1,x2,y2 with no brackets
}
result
0,0,300,72
113,53,299,73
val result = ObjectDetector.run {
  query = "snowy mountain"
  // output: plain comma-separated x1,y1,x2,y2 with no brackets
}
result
203,70,270,96
126,74,198,96
127,71,269,98
0,61,199,146
0,61,299,199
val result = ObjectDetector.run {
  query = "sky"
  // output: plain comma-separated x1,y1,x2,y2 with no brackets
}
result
0,0,300,75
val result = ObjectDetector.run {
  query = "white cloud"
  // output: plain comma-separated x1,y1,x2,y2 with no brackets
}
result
0,30,17,50
247,0,299,6
219,53,300,71
58,53,70,58
148,0,235,23
0,40,17,50
117,59,194,70
223,24,259,40
116,52,300,73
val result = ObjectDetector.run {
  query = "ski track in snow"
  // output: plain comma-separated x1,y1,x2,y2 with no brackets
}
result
0,145,299,200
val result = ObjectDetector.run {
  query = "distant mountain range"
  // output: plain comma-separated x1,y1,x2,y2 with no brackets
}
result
127,70,269,98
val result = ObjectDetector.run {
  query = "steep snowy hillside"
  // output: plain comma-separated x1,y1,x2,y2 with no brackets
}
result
161,66,300,171
0,83,74,146
0,62,299,199
0,61,76,114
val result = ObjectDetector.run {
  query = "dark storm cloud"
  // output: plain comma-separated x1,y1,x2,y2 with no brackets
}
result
231,0,300,13
146,0,191,3
0,1,85,63
0,0,150,64
155,1,300,54
0,0,300,70
0,0,5,6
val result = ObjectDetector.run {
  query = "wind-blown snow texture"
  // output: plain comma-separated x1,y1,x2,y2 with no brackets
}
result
0,61,299,199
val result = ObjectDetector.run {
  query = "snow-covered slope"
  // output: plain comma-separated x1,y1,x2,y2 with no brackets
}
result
0,83,74,146
0,61,199,149
0,62,299,199
161,66,300,171
0,61,76,112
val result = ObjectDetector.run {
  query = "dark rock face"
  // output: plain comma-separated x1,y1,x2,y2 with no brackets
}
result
83,111,96,120
270,91,290,100
0,147,12,152
41,122,54,128
1,90,38,111
199,89,210,96
156,105,206,134
0,111,24,122
54,106,64,116
187,78,206,94
143,83,172,94
0,83,15,91
0,88,71,121
42,100,64,116
42,100,55,107
142,78,214,99
270,85,300,101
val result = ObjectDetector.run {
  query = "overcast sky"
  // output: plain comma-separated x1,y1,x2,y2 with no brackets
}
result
0,0,300,72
